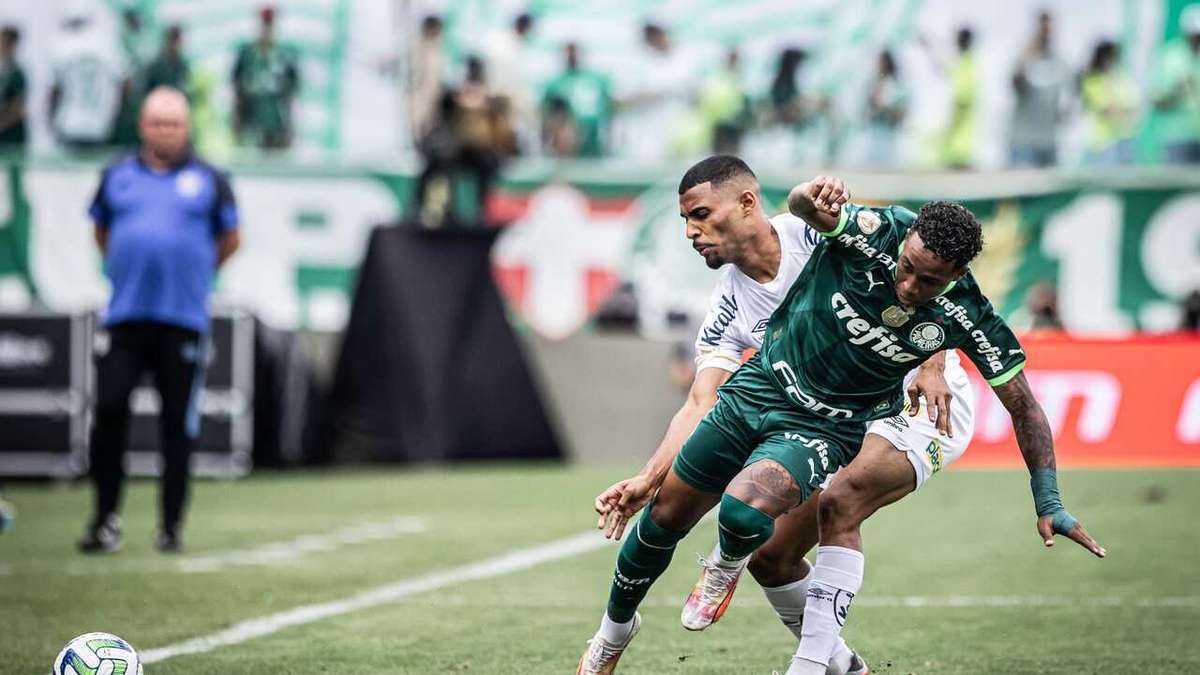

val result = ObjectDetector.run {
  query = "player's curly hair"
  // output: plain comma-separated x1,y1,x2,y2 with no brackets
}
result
912,201,983,269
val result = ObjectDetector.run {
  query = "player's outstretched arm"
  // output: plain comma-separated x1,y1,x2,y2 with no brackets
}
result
993,372,1106,558
595,367,732,540
787,175,850,232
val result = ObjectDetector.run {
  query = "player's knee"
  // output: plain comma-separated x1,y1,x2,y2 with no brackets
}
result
818,479,869,532
727,460,802,515
718,493,775,542
635,504,688,548
646,498,695,535
749,541,808,587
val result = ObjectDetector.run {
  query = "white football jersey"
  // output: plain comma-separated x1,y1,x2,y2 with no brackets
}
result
51,25,125,142
693,213,962,379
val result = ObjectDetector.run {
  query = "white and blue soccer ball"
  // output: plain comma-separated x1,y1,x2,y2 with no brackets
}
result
52,632,143,675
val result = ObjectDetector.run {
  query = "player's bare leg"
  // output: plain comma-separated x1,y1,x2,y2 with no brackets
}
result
578,470,720,675
785,434,916,675
682,459,805,630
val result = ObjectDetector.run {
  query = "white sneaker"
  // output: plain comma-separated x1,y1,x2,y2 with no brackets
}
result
576,612,641,675
772,652,869,675
680,554,748,631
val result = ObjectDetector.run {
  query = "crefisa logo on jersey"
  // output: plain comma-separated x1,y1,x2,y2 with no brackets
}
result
909,322,945,351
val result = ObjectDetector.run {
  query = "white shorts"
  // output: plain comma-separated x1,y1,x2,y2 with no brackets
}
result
822,358,976,491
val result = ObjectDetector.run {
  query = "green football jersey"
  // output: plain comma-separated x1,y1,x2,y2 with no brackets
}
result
760,203,1026,421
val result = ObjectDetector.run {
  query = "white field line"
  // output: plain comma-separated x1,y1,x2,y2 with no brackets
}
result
425,593,1200,610
57,515,428,576
140,528,619,664
176,516,429,573
0,562,10,576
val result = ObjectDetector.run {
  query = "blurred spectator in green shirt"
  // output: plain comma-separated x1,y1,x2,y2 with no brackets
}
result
943,28,979,169
233,5,300,150
699,48,749,154
1081,40,1138,165
111,8,157,147
1154,6,1200,164
541,43,611,157
145,25,190,94
0,26,28,151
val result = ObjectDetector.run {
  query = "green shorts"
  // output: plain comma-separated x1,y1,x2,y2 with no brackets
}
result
672,356,867,498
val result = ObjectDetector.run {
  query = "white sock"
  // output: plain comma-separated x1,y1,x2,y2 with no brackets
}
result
761,572,811,639
762,572,854,675
598,611,635,644
785,654,829,675
794,546,864,668
826,639,854,675
711,542,747,568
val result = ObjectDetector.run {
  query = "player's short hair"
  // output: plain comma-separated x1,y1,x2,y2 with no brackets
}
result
678,155,756,195
912,201,983,269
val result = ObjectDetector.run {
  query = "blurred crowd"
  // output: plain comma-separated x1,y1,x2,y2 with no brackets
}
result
408,8,1200,169
0,4,300,156
0,5,1195,169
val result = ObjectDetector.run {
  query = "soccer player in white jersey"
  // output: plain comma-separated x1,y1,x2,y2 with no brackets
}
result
582,156,969,675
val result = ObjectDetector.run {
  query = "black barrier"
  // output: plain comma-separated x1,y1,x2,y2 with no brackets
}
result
0,312,254,478
329,225,563,463
0,313,90,476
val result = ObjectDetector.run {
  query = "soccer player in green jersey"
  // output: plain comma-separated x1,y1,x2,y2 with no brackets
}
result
773,178,1105,674
576,161,1104,675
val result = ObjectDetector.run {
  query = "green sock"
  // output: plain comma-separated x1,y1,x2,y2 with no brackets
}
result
717,493,775,561
606,507,686,623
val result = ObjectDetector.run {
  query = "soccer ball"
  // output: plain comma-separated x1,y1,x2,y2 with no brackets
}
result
52,632,143,675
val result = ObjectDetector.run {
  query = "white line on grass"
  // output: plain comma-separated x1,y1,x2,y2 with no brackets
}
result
59,515,428,576
140,528,619,664
424,593,1200,610
177,516,429,573
0,563,10,576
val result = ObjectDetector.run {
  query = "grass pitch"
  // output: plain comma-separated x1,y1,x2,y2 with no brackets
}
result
2,465,1198,674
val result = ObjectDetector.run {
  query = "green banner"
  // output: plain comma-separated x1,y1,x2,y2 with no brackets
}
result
0,159,1196,334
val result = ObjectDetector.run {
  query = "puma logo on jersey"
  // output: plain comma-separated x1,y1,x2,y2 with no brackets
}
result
864,270,884,293
830,292,919,364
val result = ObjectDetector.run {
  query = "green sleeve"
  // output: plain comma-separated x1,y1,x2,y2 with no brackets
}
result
818,206,850,238
820,203,910,255
964,296,1027,386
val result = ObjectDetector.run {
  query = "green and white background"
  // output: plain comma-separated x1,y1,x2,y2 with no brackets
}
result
0,160,1197,337
0,1,1195,336
0,0,1193,161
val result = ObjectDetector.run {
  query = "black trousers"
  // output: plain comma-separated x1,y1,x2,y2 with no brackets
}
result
89,321,207,532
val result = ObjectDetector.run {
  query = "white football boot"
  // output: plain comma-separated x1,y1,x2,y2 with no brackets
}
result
576,612,641,675
681,553,749,630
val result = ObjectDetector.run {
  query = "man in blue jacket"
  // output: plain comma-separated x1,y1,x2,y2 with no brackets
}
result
81,86,240,554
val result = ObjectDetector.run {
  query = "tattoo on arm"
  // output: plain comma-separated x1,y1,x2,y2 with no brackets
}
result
732,460,802,515
993,372,1056,472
